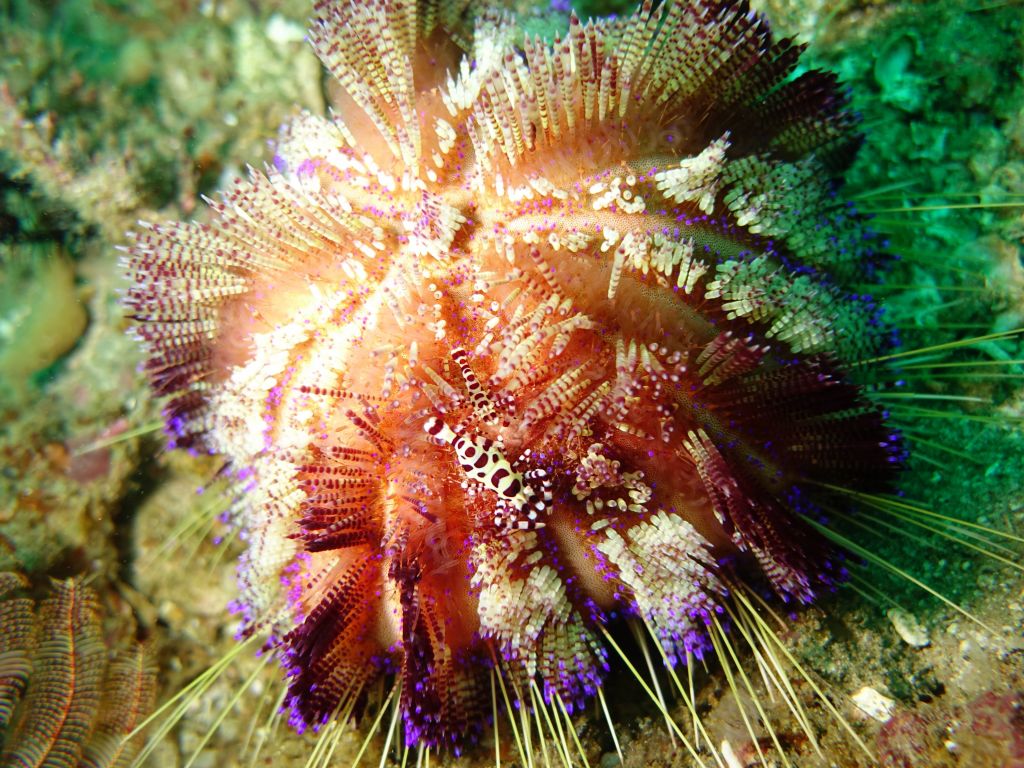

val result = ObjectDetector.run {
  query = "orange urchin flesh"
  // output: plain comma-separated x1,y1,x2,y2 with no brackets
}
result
124,0,903,749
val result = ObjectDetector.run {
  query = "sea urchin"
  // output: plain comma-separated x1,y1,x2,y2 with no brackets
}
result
123,0,905,755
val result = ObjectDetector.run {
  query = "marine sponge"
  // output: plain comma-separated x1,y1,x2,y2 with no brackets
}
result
0,244,86,387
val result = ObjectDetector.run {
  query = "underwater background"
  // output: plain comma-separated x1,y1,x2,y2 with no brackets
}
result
1,0,1022,766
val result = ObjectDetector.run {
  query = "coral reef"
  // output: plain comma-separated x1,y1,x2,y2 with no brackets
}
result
875,690,1024,768
0,0,1020,766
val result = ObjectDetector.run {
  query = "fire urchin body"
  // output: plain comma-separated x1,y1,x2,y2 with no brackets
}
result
125,0,902,751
